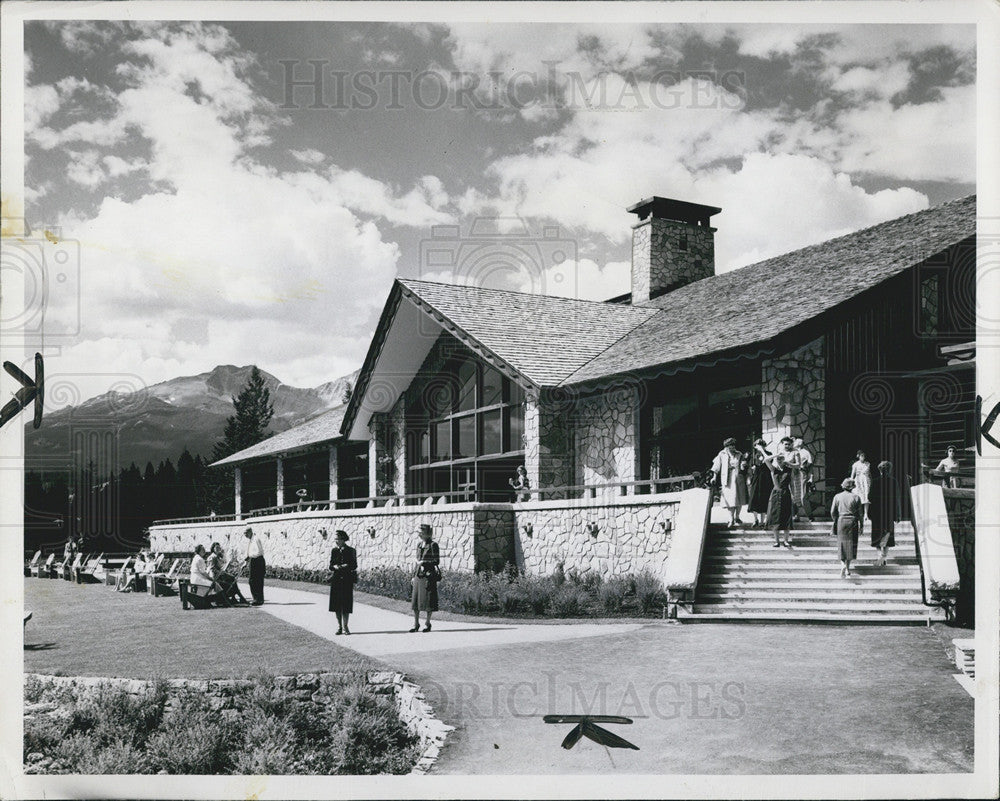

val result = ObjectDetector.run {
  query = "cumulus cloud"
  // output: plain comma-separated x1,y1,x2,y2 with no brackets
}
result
25,22,457,402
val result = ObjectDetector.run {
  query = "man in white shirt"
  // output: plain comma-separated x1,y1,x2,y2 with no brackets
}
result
244,527,266,605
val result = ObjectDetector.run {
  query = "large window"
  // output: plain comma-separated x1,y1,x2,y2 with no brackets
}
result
406,351,526,500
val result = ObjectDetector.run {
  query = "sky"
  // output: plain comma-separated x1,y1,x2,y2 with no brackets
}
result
22,20,976,405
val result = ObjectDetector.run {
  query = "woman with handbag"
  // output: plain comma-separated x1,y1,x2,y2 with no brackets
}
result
329,530,358,635
410,524,440,633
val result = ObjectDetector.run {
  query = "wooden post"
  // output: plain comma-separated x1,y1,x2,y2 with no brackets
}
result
234,467,242,520
328,444,339,502
276,457,284,507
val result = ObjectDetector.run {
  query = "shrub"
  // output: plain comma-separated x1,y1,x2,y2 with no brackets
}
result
598,577,629,613
633,570,667,614
551,584,589,616
551,561,566,587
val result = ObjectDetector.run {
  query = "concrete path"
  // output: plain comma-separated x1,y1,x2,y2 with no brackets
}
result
258,585,974,774
259,585,645,658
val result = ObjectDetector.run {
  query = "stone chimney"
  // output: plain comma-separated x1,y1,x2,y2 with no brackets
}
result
628,196,721,303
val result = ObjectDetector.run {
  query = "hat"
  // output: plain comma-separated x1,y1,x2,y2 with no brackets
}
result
419,524,432,536
335,529,349,541
877,460,892,472
841,478,856,489
723,437,737,447
780,436,793,445
243,527,253,537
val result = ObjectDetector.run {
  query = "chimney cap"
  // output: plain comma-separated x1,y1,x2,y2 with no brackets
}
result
628,196,721,225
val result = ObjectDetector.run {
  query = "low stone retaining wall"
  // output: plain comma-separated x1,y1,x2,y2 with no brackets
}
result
150,503,513,574
25,671,452,775
150,489,702,583
512,492,684,579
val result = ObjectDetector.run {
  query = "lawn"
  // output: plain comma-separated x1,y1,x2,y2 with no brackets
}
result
24,578,380,679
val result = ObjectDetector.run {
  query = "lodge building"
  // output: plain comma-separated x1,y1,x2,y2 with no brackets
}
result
211,193,976,518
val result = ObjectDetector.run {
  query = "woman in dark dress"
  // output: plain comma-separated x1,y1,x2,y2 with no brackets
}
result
329,530,358,635
756,443,794,548
868,461,900,567
410,524,440,633
747,439,774,527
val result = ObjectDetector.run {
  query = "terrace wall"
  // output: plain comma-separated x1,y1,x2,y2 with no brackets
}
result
149,489,702,582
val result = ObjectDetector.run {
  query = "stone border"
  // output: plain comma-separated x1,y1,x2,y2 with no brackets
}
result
366,671,454,774
25,670,453,776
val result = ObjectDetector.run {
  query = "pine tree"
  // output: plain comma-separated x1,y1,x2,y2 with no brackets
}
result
212,366,275,461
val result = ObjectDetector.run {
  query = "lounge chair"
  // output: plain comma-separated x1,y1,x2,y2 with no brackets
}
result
24,551,42,577
62,553,84,581
31,554,55,579
131,553,164,593
181,579,230,610
75,553,104,584
105,557,133,587
150,558,189,597
51,552,73,580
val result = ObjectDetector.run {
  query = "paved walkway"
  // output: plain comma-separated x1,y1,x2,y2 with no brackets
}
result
259,585,645,657
259,586,975,774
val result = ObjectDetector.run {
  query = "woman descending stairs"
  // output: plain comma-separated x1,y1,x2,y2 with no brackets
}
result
679,520,937,624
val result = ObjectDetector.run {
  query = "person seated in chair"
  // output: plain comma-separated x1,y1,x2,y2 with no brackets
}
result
186,544,222,608
208,541,248,605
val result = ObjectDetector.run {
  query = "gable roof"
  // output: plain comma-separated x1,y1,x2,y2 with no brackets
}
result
397,278,659,386
563,194,975,385
211,404,347,467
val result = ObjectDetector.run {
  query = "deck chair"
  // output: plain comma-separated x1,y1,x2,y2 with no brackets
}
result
52,552,74,579
31,554,55,578
181,577,230,610
63,552,84,581
75,553,104,584
151,558,189,597
106,556,133,587
25,551,42,577
146,557,177,595
132,553,163,593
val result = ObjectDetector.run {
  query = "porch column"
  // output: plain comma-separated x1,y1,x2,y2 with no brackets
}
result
328,444,339,501
234,467,242,519
276,457,284,507
368,435,379,497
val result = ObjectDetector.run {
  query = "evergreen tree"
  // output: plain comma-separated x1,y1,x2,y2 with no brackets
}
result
209,366,275,514
212,366,275,460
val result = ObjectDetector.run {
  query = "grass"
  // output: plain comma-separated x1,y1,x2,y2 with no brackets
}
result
265,563,670,620
24,578,379,679
24,674,419,775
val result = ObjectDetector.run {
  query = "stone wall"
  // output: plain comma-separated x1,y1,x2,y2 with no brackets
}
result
150,489,710,583
25,672,453,775
149,503,513,575
761,336,826,516
631,217,714,303
513,493,681,580
572,387,638,494
524,392,574,497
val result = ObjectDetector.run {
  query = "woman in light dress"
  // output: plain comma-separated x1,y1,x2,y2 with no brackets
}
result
850,450,872,535
830,478,863,578
711,437,749,528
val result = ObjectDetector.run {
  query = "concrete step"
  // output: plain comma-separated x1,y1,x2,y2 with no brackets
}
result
709,521,914,533
698,589,923,602
701,562,919,575
703,553,918,565
678,610,929,625
699,582,922,595
693,599,930,613
708,534,914,546
698,574,920,593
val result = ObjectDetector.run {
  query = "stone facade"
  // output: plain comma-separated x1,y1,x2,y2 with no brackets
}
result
572,387,639,494
369,398,407,497
514,493,681,580
761,336,826,516
149,503,513,575
524,391,574,497
631,217,714,303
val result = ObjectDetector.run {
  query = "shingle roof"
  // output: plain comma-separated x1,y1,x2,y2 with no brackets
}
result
211,404,347,467
563,194,975,385
397,279,659,386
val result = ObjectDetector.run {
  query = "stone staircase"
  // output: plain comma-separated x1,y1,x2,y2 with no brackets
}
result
679,519,937,624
